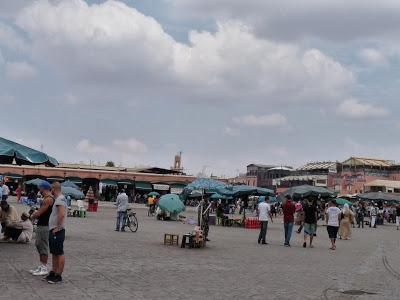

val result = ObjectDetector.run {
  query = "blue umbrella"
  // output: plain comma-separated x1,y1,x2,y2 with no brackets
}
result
25,178,47,186
158,194,185,214
62,180,80,189
61,186,84,199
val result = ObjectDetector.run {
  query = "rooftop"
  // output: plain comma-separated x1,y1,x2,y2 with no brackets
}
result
341,157,394,168
297,161,336,171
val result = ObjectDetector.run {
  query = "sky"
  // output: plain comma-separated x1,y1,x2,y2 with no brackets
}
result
0,0,399,177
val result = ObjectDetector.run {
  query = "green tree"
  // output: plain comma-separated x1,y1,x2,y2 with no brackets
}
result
105,161,115,167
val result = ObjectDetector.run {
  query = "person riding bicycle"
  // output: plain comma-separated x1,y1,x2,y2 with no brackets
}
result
148,196,156,215
115,190,129,232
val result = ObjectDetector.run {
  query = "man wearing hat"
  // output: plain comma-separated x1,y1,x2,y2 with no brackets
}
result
0,199,19,236
30,181,54,276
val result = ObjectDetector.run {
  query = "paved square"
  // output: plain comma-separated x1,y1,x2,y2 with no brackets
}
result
1,198,400,300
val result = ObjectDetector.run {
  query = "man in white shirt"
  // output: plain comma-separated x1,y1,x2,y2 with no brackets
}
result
115,190,129,232
1,181,10,200
257,197,273,245
325,200,341,250
369,204,378,228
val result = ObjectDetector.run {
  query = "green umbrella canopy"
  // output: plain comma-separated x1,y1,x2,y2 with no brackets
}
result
0,137,58,166
358,192,400,203
158,194,185,214
335,198,353,205
210,193,227,200
148,191,160,197
277,185,336,202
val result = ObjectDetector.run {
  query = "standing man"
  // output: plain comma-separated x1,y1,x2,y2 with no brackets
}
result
356,202,365,228
370,203,378,228
115,189,129,232
395,204,400,230
303,198,318,248
282,195,295,247
1,180,10,201
198,197,211,241
47,182,67,284
257,197,273,245
30,181,54,276
325,200,341,250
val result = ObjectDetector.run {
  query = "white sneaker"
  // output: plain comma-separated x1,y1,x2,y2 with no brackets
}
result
29,266,41,274
33,265,49,276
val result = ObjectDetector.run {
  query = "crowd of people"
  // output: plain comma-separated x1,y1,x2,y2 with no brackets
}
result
256,195,400,250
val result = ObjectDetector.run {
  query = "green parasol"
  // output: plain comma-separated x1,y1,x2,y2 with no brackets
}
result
158,194,185,214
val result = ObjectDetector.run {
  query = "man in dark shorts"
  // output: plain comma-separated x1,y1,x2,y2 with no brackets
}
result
30,181,54,276
47,182,67,284
325,200,341,250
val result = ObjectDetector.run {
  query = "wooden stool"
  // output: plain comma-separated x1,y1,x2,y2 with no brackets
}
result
164,233,179,246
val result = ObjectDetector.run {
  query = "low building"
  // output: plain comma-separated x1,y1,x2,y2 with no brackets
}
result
365,179,400,193
0,163,195,200
246,164,293,189
275,162,337,192
335,157,394,195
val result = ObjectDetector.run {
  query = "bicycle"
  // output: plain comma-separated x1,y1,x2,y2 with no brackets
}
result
147,204,155,217
124,208,138,232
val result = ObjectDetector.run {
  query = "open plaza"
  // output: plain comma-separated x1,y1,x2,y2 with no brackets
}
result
1,196,400,300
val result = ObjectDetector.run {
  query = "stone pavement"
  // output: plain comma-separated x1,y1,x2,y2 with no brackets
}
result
1,198,400,300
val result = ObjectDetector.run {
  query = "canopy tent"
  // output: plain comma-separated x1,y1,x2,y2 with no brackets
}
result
184,178,226,193
2,172,23,179
217,185,275,197
62,186,84,199
135,181,152,191
358,192,400,203
210,193,230,200
277,185,336,202
0,137,58,166
65,177,82,185
335,198,353,205
100,179,118,187
62,180,80,190
117,179,134,185
158,194,185,214
46,176,65,182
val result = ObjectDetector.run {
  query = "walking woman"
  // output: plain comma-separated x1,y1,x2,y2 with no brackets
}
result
339,204,354,240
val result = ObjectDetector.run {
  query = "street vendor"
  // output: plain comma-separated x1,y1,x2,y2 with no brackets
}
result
198,197,211,241
3,212,33,243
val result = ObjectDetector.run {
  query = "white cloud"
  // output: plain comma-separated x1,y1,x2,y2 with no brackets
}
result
15,1,354,104
113,138,148,154
5,61,37,79
359,48,388,66
76,139,107,155
223,126,240,137
234,113,287,127
337,99,389,120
